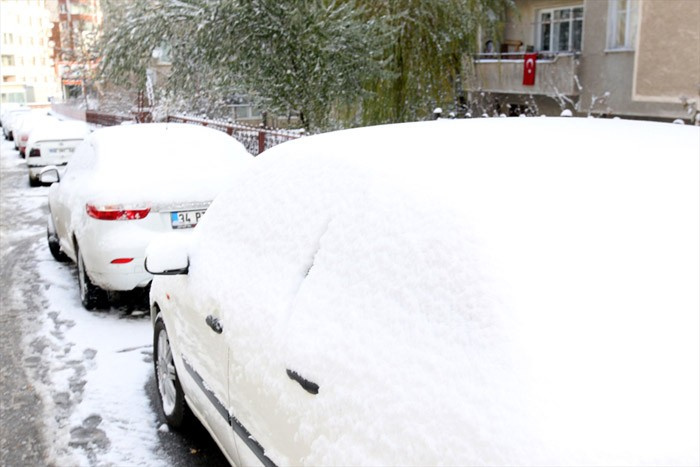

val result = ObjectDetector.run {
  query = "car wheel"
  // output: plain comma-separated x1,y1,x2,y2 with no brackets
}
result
76,244,108,310
29,174,40,187
154,315,191,428
47,218,69,262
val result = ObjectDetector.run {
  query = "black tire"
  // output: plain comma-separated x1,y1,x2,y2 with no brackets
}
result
47,220,69,262
76,244,108,310
29,174,40,187
154,315,191,428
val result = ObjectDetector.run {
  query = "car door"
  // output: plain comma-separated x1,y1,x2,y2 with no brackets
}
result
164,274,240,464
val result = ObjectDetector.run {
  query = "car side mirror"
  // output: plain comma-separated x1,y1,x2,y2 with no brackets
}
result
39,166,60,184
145,234,191,275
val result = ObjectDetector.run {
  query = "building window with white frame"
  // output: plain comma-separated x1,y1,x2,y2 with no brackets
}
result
607,0,638,50
537,5,584,53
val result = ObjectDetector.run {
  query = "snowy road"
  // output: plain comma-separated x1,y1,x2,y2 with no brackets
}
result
0,139,228,466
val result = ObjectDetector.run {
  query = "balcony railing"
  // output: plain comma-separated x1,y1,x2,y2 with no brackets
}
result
467,52,580,97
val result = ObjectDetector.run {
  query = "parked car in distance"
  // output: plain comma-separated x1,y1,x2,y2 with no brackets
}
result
146,118,699,466
42,122,252,310
2,107,32,140
0,103,29,128
15,113,61,157
26,120,91,186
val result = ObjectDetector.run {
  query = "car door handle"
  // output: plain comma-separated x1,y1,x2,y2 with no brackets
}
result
286,369,319,395
205,315,223,334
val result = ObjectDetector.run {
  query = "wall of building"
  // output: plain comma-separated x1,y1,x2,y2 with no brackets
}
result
633,0,699,107
578,0,697,120
0,0,62,104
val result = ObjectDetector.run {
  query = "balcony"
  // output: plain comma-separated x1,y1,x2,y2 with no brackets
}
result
466,52,580,96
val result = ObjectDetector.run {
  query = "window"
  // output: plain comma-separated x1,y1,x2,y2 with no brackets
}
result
607,0,638,49
537,6,584,52
1,55,15,66
2,33,13,45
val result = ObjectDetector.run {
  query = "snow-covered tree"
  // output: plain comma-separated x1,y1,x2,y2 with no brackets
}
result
205,0,381,130
360,0,512,124
98,0,511,130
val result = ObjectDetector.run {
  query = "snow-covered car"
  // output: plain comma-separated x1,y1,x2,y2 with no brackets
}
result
15,113,61,157
146,118,699,466
26,120,91,186
0,103,29,129
2,107,32,140
42,122,252,310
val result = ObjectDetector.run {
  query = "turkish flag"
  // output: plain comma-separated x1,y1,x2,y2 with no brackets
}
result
523,53,537,86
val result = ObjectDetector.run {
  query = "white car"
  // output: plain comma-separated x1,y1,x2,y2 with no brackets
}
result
0,103,29,129
26,120,91,186
15,113,61,157
146,118,699,466
43,122,251,310
2,107,32,140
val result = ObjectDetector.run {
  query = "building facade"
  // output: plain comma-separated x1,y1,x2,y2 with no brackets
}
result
0,0,62,104
47,0,102,100
465,0,700,122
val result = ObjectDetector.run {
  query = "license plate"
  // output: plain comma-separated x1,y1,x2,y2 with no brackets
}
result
171,210,206,229
49,148,73,154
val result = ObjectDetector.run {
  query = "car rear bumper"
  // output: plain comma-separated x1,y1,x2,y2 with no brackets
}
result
90,265,152,291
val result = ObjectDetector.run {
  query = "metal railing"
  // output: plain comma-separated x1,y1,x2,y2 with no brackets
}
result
474,51,580,61
54,108,303,155
165,115,302,155
85,110,134,127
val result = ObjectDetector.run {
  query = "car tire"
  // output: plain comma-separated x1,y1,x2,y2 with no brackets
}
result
29,174,40,187
76,244,108,310
47,218,69,262
154,315,191,428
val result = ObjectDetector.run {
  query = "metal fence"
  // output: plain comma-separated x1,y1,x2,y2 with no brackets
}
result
85,110,134,127
55,107,303,156
165,115,302,155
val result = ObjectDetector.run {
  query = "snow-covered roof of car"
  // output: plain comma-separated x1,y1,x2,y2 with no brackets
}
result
188,117,699,464
70,122,253,206
27,120,90,145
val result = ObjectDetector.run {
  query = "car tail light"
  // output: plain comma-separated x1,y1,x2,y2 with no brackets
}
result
86,204,151,221
111,258,134,264
21,135,28,142
29,148,40,157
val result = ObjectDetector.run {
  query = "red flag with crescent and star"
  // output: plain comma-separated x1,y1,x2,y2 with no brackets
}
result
523,53,537,86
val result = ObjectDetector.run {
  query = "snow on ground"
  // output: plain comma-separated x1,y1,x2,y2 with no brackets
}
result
1,139,166,466
32,254,164,466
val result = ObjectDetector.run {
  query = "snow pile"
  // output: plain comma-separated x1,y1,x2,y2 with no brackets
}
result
182,118,698,465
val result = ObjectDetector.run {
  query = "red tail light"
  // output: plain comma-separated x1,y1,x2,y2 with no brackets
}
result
21,135,28,142
111,258,134,264
86,204,150,221
29,148,41,157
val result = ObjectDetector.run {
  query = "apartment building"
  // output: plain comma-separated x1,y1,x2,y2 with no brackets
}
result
47,0,102,100
0,0,61,104
465,0,700,122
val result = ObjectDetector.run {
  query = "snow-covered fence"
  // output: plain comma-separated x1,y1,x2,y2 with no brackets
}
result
165,115,302,155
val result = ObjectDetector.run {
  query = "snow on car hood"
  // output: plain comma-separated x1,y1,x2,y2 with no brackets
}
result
186,118,699,465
